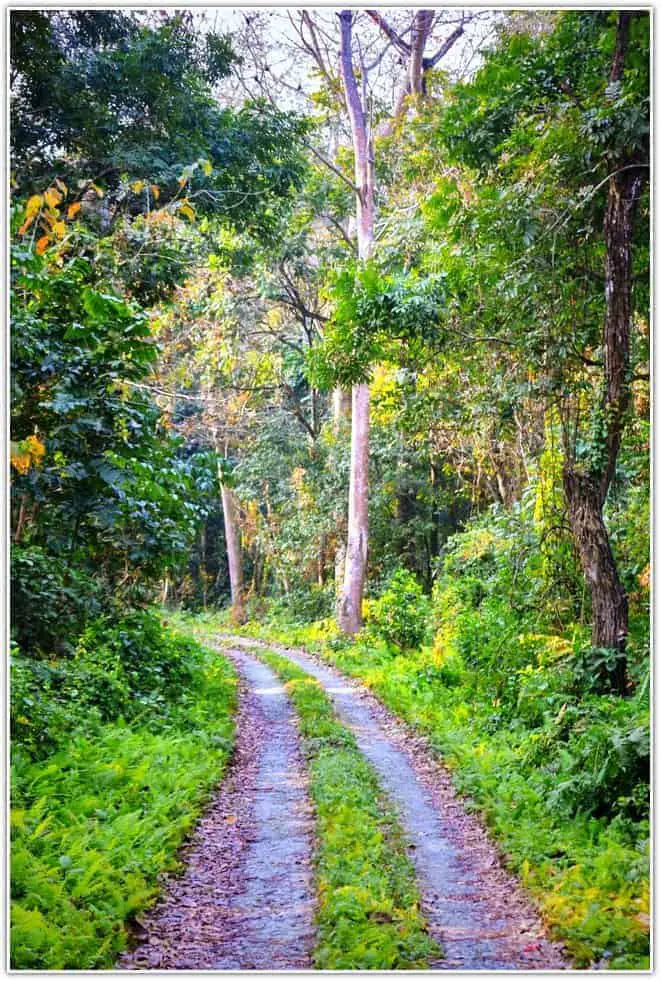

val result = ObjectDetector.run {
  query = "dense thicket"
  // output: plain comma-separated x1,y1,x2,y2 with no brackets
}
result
10,9,307,653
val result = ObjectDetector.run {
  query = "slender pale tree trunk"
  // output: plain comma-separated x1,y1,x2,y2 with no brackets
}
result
333,9,467,634
337,10,374,634
220,481,245,625
331,387,351,595
332,387,352,423
213,427,246,624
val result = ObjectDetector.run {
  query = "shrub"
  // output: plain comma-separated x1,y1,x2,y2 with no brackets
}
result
11,611,203,761
10,546,104,657
547,699,650,820
10,645,99,761
368,568,430,651
271,584,335,624
570,645,630,695
74,610,197,711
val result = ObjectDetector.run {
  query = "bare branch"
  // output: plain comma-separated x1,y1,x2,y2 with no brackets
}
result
322,211,355,250
305,140,361,196
365,10,411,57
299,10,333,83
424,23,466,70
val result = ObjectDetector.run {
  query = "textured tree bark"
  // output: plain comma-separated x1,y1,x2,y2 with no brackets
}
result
564,470,628,693
220,483,245,625
337,10,374,634
561,13,645,693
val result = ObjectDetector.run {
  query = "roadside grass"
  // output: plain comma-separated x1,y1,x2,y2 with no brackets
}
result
253,647,440,970
187,610,649,971
11,639,237,970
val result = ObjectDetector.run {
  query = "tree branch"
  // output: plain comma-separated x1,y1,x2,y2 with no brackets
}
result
424,23,466,70
365,10,411,57
306,140,361,197
323,210,355,249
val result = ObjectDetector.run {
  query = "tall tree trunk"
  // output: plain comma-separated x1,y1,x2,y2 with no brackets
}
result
337,9,374,635
331,386,351,593
562,13,645,693
339,382,370,631
220,482,245,624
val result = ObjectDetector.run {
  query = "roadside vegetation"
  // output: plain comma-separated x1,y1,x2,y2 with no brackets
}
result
11,617,236,969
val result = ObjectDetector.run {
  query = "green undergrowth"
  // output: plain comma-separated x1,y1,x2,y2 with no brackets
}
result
235,641,439,970
189,609,649,971
11,623,237,970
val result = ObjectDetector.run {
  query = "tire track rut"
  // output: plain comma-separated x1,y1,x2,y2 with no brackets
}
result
119,648,315,970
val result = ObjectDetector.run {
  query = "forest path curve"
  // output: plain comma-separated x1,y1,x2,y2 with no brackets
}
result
222,634,568,971
119,648,315,970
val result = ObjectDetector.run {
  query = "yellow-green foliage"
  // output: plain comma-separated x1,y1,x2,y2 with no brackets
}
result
534,412,578,596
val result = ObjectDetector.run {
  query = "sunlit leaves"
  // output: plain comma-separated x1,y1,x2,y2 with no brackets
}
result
176,201,196,221
15,181,85,257
10,436,45,475
307,262,446,389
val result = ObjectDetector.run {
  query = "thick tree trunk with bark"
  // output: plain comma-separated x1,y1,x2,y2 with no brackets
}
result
220,482,245,625
409,10,433,96
561,13,645,693
563,470,628,693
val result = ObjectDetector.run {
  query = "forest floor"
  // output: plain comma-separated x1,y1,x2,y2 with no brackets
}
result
120,634,568,971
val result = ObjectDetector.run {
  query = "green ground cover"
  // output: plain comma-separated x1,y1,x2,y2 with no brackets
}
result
11,617,237,969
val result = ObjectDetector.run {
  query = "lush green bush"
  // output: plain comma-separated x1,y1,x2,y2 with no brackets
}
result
10,547,104,657
367,568,430,651
74,611,197,715
11,611,204,760
11,646,95,762
268,584,335,625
